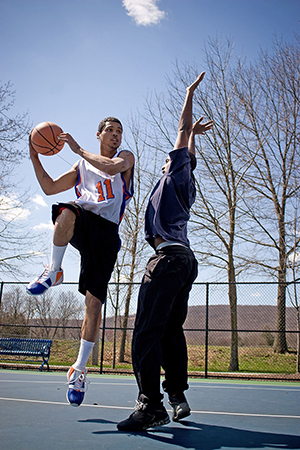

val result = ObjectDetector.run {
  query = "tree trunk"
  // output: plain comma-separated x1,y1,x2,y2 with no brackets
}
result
228,256,239,371
119,226,138,363
228,281,239,371
273,249,288,353
296,307,300,373
118,283,132,362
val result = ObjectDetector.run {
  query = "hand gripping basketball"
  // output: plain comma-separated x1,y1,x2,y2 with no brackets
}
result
30,122,65,155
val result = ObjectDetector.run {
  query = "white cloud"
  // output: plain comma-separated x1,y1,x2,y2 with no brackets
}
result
122,0,166,26
33,221,54,231
32,194,48,207
0,194,30,221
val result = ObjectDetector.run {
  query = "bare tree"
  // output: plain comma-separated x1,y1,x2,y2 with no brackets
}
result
115,116,159,362
30,292,55,338
147,35,300,364
107,257,129,367
143,39,254,371
189,40,257,371
0,287,29,336
54,291,85,339
234,36,300,353
0,81,44,278
0,82,31,175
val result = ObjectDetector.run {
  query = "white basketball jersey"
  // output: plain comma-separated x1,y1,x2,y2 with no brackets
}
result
74,152,133,224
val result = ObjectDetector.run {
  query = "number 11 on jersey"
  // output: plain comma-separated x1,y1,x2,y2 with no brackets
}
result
96,179,115,202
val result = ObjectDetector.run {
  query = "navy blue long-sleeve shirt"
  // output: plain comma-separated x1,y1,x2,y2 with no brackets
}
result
145,147,196,249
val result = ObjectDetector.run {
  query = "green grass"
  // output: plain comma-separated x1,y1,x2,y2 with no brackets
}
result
187,345,298,373
45,340,299,375
5,340,296,374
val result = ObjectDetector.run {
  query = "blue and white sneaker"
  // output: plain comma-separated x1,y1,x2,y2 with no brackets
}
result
66,366,88,407
26,265,63,296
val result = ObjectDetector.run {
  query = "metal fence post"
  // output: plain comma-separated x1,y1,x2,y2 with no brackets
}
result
0,281,4,307
205,282,209,378
99,298,107,374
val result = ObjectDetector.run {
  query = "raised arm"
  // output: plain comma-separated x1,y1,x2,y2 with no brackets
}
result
188,117,214,156
173,72,205,150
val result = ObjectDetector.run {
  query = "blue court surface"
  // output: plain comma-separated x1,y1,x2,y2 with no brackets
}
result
0,369,300,450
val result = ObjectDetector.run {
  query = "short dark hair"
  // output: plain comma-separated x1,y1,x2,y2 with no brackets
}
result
98,117,123,134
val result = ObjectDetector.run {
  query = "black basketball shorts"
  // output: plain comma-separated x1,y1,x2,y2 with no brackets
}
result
52,202,120,303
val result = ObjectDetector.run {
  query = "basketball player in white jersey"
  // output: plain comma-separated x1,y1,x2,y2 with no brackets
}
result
26,117,134,406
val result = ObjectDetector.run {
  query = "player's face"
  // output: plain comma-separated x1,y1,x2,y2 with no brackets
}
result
97,121,123,150
162,156,171,174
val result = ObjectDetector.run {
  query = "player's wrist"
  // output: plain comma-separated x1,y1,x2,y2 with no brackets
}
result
72,142,83,156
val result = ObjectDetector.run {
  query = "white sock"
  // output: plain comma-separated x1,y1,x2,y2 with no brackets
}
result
73,339,95,371
50,244,67,271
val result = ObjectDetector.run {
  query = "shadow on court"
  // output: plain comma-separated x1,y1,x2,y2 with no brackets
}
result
80,418,300,449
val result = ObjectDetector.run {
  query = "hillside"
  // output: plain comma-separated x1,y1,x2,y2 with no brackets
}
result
104,305,298,348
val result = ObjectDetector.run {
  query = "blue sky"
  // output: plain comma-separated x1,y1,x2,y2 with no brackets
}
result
0,0,299,282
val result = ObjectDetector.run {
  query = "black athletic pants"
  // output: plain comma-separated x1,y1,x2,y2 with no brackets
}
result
132,245,198,406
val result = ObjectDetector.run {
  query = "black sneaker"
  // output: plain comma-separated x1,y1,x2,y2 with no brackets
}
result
168,394,191,421
117,400,170,431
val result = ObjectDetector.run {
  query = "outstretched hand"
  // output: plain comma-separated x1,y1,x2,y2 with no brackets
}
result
186,72,205,94
192,117,214,135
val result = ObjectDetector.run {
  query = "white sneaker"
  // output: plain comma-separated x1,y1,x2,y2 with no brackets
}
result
66,366,88,407
26,265,63,296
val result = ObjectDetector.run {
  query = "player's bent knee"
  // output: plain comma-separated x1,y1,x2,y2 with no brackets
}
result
55,208,76,227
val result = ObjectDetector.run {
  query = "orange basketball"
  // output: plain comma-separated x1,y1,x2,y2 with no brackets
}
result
30,122,64,155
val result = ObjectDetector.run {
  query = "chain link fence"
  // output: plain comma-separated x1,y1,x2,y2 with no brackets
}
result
0,281,299,380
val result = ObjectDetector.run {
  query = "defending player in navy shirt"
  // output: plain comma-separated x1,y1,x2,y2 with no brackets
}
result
118,73,213,432
145,146,196,248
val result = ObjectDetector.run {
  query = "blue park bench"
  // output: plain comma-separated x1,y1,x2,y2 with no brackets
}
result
0,338,52,371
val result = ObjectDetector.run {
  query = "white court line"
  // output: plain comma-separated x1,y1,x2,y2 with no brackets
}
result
0,379,299,391
0,397,299,419
0,380,135,386
0,397,131,409
187,385,300,392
